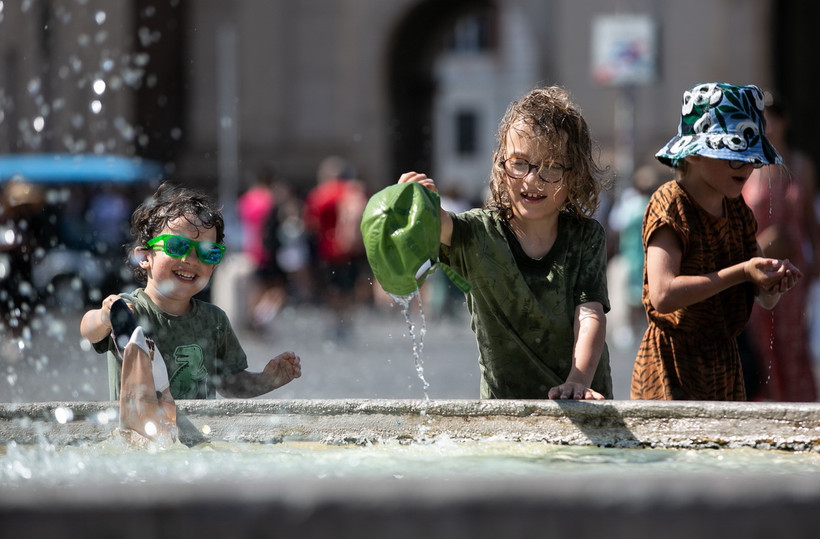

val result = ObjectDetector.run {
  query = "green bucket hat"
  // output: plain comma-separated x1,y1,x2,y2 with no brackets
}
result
360,182,471,297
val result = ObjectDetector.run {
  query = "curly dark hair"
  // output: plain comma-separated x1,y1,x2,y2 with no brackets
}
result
128,182,225,283
488,85,610,220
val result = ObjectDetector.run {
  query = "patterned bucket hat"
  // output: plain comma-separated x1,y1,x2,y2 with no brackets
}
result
655,82,782,167
360,181,470,297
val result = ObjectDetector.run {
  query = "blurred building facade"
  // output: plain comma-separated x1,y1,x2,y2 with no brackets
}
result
0,0,816,202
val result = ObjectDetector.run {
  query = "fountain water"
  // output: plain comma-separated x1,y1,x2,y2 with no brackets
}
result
2,399,820,538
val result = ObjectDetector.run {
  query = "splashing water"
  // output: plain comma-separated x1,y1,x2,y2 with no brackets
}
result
389,290,430,400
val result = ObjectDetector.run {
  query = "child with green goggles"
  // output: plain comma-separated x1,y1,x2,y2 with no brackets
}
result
80,182,301,404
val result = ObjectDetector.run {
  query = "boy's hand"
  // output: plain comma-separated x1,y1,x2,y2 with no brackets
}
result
398,171,438,193
81,294,135,346
100,294,131,330
262,351,301,389
548,381,605,400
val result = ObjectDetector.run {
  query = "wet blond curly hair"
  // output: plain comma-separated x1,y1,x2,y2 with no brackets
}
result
488,86,609,220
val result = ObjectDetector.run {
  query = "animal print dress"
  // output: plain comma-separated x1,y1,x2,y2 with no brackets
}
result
630,180,757,400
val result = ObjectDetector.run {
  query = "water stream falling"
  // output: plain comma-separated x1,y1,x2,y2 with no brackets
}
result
389,290,430,400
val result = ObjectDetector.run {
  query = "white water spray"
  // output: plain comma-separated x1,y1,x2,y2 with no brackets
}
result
389,290,430,400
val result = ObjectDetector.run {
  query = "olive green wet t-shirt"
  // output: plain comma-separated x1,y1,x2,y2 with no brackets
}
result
94,289,248,400
441,209,612,399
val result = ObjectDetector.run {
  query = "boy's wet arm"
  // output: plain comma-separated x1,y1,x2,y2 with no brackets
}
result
218,352,301,398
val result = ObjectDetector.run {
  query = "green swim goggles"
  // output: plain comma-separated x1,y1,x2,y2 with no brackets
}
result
146,234,226,265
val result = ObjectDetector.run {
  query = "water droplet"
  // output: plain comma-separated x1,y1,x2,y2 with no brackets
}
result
134,52,150,67
92,79,106,95
54,406,74,424
26,78,41,95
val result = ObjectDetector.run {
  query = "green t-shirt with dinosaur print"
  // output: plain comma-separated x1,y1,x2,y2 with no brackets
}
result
94,288,248,400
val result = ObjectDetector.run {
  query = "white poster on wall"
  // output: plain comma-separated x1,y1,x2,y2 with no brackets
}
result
591,14,657,87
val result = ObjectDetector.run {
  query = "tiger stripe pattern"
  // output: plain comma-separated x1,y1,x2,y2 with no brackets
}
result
630,180,757,400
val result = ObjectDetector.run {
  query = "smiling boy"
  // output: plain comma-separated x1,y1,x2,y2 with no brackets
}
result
81,183,301,400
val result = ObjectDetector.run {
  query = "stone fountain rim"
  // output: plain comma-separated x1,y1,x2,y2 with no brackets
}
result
2,398,820,451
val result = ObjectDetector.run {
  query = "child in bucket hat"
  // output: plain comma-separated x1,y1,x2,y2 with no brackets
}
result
394,85,613,400
631,82,802,401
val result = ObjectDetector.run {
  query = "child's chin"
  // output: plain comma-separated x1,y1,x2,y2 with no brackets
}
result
156,278,193,296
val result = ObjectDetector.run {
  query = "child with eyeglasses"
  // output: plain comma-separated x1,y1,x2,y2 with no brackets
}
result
399,85,613,400
631,82,801,401
81,182,301,400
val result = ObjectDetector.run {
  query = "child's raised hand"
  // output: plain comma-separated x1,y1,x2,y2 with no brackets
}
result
398,171,438,193
262,351,302,390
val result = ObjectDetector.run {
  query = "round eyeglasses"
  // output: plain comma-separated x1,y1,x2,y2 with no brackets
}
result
728,160,764,170
500,157,570,183
147,234,226,265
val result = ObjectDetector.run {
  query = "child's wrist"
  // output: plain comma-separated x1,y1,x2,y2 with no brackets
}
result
742,260,753,283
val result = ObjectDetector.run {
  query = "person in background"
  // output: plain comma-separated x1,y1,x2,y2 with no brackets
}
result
303,156,368,341
740,91,819,401
400,85,613,400
608,163,663,347
268,181,313,305
632,82,800,401
80,182,301,400
238,167,287,330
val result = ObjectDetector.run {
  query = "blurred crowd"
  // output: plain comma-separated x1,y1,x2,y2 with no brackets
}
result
220,155,484,343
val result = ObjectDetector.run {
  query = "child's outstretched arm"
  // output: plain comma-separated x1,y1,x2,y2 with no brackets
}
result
398,171,453,246
217,351,301,398
548,302,607,400
646,226,802,313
